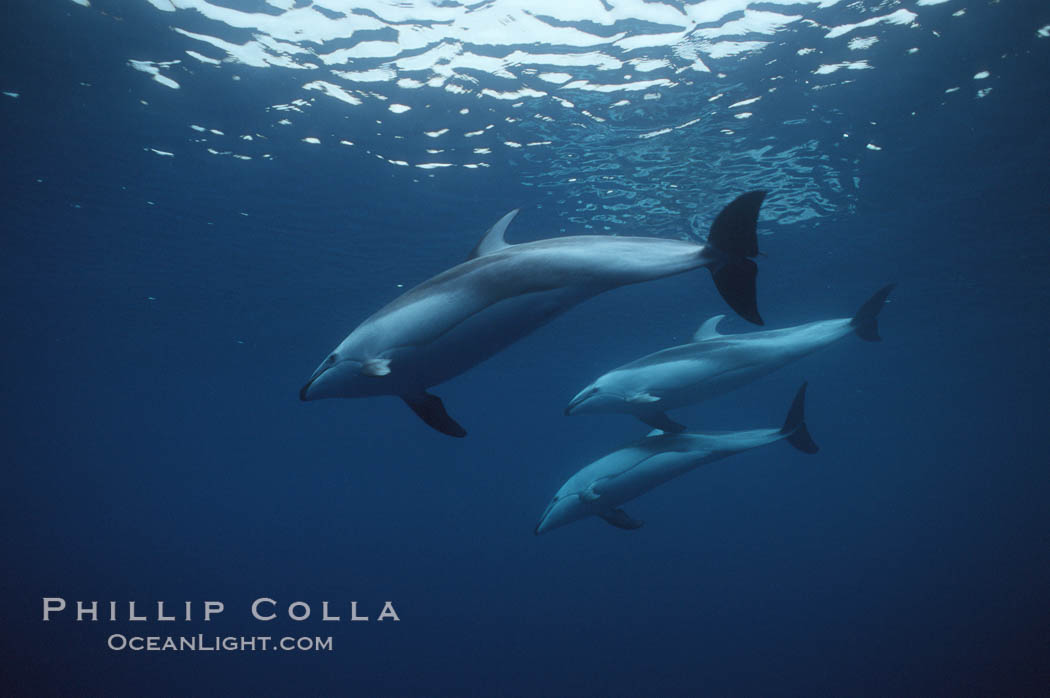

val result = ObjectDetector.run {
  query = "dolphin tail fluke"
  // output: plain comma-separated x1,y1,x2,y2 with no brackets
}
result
706,190,766,325
780,382,819,454
850,284,896,341
402,392,467,438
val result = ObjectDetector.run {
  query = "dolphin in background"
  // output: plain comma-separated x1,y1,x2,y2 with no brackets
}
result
536,383,819,535
565,285,895,432
300,191,769,437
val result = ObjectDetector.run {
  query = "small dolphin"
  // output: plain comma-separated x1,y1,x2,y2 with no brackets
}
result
565,285,895,432
300,191,769,437
536,383,818,535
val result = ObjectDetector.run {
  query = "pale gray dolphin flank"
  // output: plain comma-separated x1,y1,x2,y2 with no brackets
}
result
300,191,769,437
565,285,895,432
536,383,818,534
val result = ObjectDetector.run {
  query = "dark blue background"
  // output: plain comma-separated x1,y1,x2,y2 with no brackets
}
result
2,1,1048,695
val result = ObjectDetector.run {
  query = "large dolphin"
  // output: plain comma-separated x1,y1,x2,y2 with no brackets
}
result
300,191,769,437
565,285,895,432
536,383,818,535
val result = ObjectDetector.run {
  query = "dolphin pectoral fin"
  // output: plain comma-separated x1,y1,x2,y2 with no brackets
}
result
706,190,766,325
639,411,686,433
693,314,726,342
468,209,519,259
402,392,467,438
580,484,601,502
362,358,392,377
599,508,644,530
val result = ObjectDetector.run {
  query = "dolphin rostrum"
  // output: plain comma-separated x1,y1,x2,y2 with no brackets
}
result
536,383,819,535
565,285,895,432
300,191,768,437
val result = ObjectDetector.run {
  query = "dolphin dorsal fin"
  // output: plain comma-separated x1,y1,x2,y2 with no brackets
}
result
693,314,726,342
468,209,519,259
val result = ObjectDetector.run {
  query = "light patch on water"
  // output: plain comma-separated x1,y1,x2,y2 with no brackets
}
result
797,48,816,56
70,0,89,6
729,96,761,109
3,91,18,98
424,129,449,138
917,0,951,4
702,41,769,59
973,71,990,80
416,163,453,169
186,50,220,65
1039,25,1050,38
537,73,573,84
128,59,180,89
334,68,398,83
388,104,411,114
814,61,872,75
976,88,992,99
825,9,917,39
473,148,491,155
563,78,673,93
639,127,672,140
147,148,173,157
301,137,320,144
503,141,523,148
481,87,548,100
734,112,753,119
945,87,960,93
848,37,878,50
866,143,882,151
629,59,670,73
303,81,362,106
173,28,309,70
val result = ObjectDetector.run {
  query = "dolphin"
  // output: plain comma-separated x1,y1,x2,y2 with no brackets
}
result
536,383,818,535
565,284,895,432
300,191,769,437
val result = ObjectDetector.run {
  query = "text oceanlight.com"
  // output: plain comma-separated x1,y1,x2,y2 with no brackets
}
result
107,634,333,652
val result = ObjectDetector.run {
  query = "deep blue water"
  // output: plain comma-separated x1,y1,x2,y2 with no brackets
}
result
3,1,1049,696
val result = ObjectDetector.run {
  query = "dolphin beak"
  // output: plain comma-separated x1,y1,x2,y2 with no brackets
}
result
565,387,595,416
299,363,327,401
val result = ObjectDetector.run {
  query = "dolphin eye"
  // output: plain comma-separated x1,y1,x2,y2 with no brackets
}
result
326,354,337,365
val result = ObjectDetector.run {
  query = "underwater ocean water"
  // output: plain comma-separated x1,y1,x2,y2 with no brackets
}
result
3,0,1049,695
